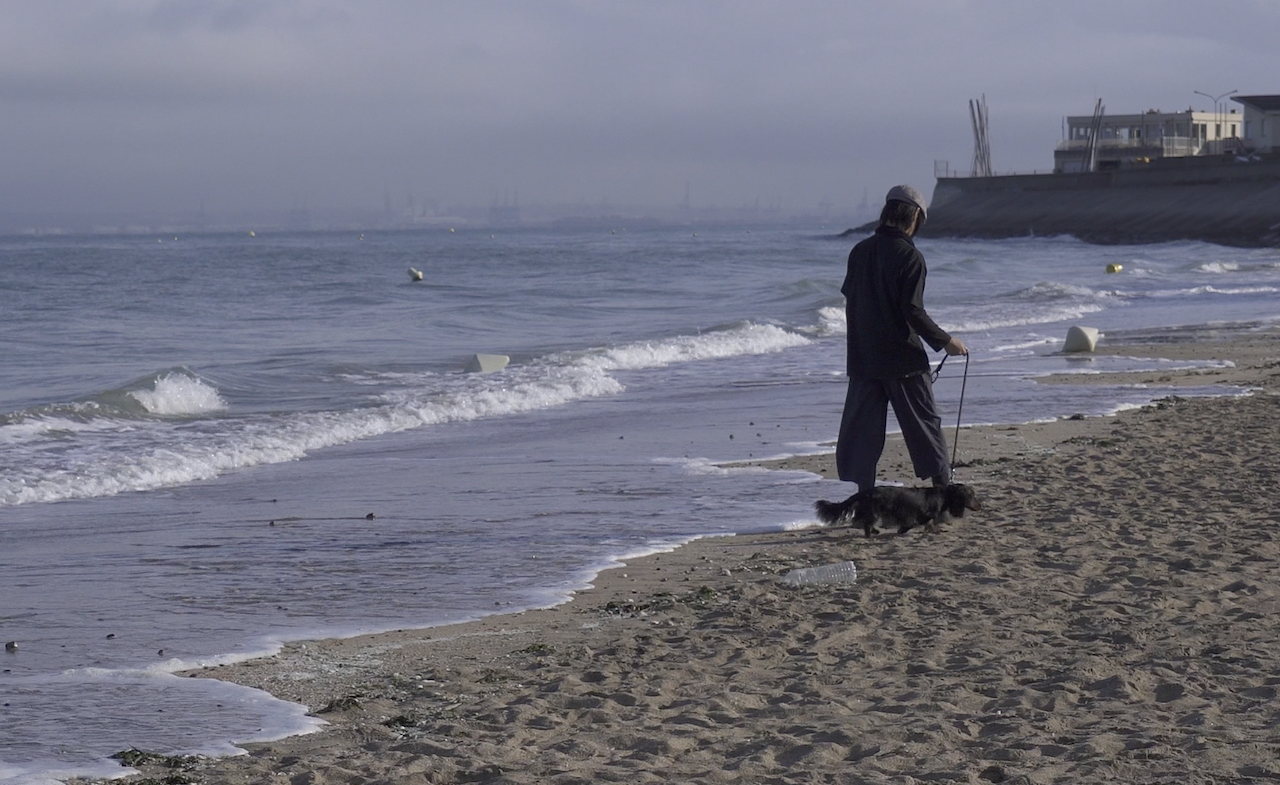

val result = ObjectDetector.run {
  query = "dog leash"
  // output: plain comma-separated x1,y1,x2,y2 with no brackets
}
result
930,353,948,382
932,352,971,469
951,353,970,469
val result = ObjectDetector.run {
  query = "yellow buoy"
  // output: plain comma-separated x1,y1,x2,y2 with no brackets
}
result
1105,263,1122,274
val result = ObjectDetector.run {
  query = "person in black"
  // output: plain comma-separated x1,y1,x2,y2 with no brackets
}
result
836,184,968,494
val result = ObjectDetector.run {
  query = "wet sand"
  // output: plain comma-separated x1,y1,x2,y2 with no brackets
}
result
92,330,1280,784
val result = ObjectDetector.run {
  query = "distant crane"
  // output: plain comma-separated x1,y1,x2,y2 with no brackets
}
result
1082,98,1105,172
969,95,993,178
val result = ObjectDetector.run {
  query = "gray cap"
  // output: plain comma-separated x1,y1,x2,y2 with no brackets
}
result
885,184,928,225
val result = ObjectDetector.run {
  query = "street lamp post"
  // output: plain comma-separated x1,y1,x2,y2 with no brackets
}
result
1195,89,1238,153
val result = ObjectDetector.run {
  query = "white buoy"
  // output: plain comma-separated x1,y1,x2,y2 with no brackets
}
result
1063,326,1099,353
465,354,510,373
408,267,424,282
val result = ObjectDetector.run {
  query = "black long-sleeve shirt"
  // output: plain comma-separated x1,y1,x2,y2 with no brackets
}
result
841,225,952,380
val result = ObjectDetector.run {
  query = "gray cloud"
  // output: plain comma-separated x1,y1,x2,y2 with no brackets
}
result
1,0,1275,222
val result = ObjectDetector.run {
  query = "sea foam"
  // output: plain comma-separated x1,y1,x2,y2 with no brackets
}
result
586,322,810,371
1195,261,1240,273
128,373,228,416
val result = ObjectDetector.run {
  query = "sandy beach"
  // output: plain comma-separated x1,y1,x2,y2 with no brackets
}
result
88,330,1280,785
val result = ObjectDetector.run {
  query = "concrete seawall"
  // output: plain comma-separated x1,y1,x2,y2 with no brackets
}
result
921,155,1280,247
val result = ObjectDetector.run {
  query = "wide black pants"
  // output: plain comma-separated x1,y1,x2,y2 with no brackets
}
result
835,372,949,492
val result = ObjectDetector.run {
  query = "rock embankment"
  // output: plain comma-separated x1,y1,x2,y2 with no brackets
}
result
918,155,1280,247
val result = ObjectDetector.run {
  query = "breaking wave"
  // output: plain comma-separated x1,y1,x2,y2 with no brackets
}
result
0,323,810,507
129,373,228,416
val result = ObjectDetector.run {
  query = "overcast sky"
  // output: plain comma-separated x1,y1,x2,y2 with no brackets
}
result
3,0,1276,220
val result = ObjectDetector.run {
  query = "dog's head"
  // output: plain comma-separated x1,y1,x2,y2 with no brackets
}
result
944,483,981,518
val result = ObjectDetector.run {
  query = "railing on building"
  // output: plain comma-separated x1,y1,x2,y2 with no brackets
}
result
1054,136,1208,158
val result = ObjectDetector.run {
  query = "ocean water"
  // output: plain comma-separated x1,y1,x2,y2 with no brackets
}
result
2,226,1279,782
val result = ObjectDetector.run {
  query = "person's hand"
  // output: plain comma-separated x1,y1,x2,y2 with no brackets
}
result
944,337,968,356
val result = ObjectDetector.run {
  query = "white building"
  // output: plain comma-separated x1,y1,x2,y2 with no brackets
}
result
1231,95,1280,154
1055,106,1243,173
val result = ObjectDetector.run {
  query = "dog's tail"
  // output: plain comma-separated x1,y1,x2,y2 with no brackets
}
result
814,495,862,525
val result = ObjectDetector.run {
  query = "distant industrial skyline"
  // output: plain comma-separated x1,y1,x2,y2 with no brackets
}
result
2,191,871,236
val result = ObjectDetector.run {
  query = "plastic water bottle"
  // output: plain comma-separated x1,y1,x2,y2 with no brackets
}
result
782,560,858,586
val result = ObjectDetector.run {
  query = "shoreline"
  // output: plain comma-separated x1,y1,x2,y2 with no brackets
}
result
727,329,1280,484
90,330,1280,784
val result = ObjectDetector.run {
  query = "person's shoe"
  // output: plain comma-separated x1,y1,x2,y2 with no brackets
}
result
931,473,951,488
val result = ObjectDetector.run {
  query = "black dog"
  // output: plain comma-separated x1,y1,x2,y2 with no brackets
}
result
814,484,981,537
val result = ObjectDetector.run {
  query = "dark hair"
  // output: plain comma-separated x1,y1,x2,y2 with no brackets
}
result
879,200,920,232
